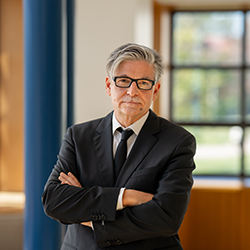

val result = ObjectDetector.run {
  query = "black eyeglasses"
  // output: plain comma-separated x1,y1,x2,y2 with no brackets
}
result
113,76,156,90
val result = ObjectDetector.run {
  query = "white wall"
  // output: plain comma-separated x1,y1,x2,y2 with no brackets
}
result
74,0,250,124
74,0,153,124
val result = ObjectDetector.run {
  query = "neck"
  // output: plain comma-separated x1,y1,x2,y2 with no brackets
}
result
114,111,147,128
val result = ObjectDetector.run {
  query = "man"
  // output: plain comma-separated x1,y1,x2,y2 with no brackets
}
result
42,43,196,250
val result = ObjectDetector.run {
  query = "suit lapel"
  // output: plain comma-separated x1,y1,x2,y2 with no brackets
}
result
115,110,160,187
93,112,115,187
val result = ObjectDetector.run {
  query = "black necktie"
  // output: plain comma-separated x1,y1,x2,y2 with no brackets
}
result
114,128,134,179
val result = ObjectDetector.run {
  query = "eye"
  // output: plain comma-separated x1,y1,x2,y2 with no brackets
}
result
116,78,131,85
138,80,151,86
120,78,130,83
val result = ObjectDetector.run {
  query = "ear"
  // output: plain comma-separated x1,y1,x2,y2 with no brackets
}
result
105,76,112,96
152,82,161,101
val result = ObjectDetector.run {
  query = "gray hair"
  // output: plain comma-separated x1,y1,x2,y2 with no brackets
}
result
106,43,163,82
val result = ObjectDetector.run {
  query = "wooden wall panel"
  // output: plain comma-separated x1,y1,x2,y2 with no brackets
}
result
0,0,24,191
241,188,250,249
152,1,161,115
179,187,250,250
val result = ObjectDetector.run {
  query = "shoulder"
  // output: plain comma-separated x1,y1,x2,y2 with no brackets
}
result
161,116,192,136
148,110,195,141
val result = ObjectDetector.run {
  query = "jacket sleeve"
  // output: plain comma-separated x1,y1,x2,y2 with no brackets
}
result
92,134,196,248
42,127,120,224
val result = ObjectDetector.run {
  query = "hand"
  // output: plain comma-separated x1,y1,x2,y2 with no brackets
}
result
122,189,153,207
58,172,82,188
81,221,92,228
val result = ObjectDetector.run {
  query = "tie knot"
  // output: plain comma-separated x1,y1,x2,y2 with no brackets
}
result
117,128,134,141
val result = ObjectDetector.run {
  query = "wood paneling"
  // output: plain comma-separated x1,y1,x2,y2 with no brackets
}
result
179,187,250,250
0,0,24,191
152,1,161,115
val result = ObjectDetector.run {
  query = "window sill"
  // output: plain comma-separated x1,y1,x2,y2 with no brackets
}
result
0,192,25,213
193,176,250,190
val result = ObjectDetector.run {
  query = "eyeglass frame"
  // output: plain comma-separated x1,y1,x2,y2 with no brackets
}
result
112,76,157,90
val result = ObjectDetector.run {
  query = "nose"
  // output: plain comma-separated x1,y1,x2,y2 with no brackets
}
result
126,81,139,96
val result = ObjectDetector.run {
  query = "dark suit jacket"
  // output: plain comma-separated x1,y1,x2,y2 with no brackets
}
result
42,110,196,250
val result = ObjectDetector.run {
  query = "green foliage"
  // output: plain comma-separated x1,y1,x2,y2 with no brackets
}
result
172,11,250,176
173,69,240,122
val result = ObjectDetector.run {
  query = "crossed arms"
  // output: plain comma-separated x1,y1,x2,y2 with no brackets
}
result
42,121,196,247
58,172,154,227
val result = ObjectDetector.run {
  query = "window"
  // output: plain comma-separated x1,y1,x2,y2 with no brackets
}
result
170,10,250,176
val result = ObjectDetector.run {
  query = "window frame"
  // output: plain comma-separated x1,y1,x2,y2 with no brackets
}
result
168,9,250,177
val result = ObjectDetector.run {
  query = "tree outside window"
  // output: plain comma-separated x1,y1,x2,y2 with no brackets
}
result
170,10,250,176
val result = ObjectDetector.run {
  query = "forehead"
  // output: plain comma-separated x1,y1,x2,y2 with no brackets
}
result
114,60,155,78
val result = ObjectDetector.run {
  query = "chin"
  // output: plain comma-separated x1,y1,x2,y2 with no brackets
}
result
123,107,140,114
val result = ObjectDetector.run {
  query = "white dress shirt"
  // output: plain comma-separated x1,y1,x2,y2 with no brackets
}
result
112,111,149,210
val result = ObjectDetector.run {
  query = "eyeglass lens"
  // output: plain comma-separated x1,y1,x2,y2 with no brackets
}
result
114,77,154,90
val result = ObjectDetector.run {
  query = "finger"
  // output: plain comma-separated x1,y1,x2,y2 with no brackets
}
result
67,172,82,187
60,172,75,183
59,172,82,187
60,180,71,185
65,172,78,184
59,172,70,181
67,172,77,180
58,174,72,185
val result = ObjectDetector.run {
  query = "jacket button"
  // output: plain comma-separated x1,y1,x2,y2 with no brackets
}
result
90,215,98,221
101,214,107,221
116,239,122,245
105,240,111,246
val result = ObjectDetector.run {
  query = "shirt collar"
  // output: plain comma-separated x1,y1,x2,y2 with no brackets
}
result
112,111,149,136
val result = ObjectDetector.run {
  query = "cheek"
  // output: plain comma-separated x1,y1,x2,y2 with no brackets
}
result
111,89,126,102
143,93,154,106
110,94,121,107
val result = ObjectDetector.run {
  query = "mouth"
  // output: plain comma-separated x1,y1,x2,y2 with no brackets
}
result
122,101,140,106
124,101,139,104
121,102,141,112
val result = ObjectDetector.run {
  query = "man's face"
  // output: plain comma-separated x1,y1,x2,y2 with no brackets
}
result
105,60,160,127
